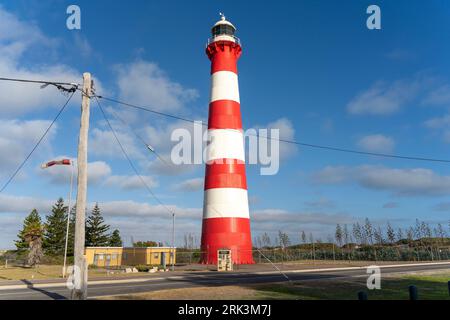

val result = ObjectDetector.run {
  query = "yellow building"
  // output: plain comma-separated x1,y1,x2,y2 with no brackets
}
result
85,247,176,267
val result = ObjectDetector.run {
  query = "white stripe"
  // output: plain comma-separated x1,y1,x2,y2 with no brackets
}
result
206,129,245,162
210,71,240,103
203,188,249,219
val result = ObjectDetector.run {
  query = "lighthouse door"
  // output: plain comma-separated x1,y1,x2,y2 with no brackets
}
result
217,249,233,271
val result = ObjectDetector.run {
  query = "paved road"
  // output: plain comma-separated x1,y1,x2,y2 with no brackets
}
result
0,263,448,300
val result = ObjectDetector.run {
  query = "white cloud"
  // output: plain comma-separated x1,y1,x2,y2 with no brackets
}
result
38,157,160,191
423,113,450,143
89,127,143,159
72,33,92,58
357,134,395,153
313,165,450,196
0,194,53,214
422,84,450,106
254,117,298,160
38,157,111,184
424,114,450,129
347,78,424,115
173,178,203,192
105,175,158,190
304,197,335,209
433,202,450,211
97,200,200,220
383,202,399,209
0,7,82,117
114,60,198,112
0,119,56,177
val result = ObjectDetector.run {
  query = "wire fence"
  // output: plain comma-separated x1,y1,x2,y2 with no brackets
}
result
175,246,450,266
2,245,449,272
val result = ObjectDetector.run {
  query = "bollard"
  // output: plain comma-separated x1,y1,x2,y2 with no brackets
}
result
408,285,418,300
357,291,368,300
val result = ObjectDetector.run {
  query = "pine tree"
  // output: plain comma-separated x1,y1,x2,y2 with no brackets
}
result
15,209,43,250
109,229,123,246
43,198,68,255
364,218,374,245
85,203,110,246
301,230,306,244
335,224,343,246
374,226,384,244
343,224,350,245
396,227,404,241
352,222,362,244
66,206,76,256
386,222,396,244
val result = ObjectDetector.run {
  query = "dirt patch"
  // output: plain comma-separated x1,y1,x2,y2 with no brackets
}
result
96,285,292,300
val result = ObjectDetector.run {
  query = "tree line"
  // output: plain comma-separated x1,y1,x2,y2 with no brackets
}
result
252,218,450,249
15,198,123,264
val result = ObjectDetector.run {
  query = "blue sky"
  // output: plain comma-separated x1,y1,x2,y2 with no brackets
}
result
0,0,450,248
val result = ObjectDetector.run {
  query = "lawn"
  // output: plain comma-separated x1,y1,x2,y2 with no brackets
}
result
98,270,450,300
0,265,139,281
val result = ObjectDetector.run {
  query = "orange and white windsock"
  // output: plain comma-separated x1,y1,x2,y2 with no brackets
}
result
200,15,254,264
41,159,72,169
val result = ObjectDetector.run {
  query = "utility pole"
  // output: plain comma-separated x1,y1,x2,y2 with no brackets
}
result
71,72,92,300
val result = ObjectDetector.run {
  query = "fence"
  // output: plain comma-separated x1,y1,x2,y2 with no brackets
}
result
175,245,450,266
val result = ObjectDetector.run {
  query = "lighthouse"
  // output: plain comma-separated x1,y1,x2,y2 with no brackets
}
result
200,14,254,265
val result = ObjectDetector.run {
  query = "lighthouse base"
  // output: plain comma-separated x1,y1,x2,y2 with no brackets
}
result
200,217,255,265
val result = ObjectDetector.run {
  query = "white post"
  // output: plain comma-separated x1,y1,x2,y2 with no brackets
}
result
62,161,74,278
71,73,91,300
171,212,175,271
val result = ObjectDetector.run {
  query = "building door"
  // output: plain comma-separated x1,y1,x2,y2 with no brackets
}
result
161,252,166,269
217,249,232,271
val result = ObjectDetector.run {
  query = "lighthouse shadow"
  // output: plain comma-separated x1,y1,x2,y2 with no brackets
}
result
164,270,346,290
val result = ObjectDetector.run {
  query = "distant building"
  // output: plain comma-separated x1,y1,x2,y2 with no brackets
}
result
85,247,176,267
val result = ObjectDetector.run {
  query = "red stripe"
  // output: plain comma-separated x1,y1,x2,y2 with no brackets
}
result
208,100,242,130
206,41,241,74
200,217,254,264
204,160,247,190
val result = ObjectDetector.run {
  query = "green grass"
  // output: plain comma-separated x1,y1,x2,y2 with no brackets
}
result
252,271,450,300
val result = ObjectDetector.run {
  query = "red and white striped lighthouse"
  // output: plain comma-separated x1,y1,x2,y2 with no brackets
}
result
200,14,254,265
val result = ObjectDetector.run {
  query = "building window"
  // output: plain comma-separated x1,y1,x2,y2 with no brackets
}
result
153,253,159,259
123,253,127,260
112,254,118,260
98,254,104,260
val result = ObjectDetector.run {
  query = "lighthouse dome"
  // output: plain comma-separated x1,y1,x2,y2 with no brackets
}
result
209,13,240,45
212,13,236,35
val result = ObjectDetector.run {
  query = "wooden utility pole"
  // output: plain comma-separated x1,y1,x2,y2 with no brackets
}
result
71,72,92,300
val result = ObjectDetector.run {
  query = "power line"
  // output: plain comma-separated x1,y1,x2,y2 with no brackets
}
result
95,94,450,164
0,77,79,87
106,106,170,166
96,95,198,124
0,77,79,96
94,96,174,216
0,91,76,194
